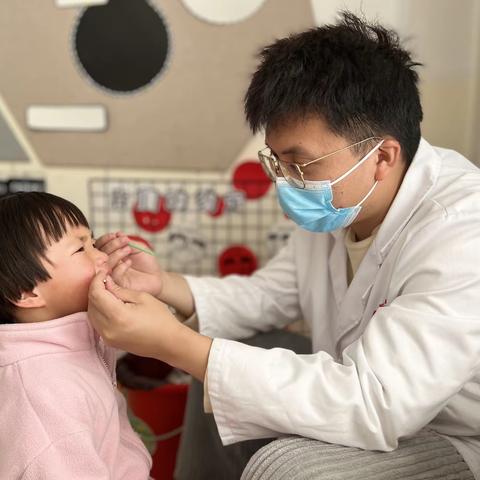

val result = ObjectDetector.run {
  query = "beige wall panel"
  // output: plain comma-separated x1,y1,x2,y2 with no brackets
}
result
0,0,314,170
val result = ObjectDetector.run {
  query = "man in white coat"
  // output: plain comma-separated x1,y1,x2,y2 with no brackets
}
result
88,12,480,480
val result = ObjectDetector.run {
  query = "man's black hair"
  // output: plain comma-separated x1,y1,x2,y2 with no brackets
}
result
245,12,423,164
0,192,89,323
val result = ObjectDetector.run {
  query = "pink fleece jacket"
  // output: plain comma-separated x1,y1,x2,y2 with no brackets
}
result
0,312,152,479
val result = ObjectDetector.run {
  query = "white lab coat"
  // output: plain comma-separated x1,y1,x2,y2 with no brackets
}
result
186,139,480,478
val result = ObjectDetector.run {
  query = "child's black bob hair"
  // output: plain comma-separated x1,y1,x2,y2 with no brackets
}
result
0,192,89,323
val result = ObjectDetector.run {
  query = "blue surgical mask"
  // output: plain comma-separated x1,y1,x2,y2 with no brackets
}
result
276,140,384,233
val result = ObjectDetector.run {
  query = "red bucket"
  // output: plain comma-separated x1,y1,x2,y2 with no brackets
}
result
128,383,189,480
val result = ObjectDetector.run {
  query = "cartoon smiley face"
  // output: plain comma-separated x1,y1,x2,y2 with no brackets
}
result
266,223,293,256
166,227,207,266
218,245,258,277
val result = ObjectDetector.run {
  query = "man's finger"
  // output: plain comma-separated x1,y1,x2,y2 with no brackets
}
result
105,276,146,304
90,268,107,288
94,232,116,250
89,271,124,312
98,235,130,256
111,259,131,282
87,302,110,328
107,246,132,270
87,300,124,346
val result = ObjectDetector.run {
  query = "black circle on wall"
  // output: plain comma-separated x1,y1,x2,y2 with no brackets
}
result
74,0,170,93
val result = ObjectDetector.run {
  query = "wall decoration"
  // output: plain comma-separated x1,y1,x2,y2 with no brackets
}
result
110,186,129,210
165,187,189,213
195,187,246,218
0,178,46,197
132,187,172,233
181,0,266,25
0,1,314,169
7,178,46,193
74,0,170,93
89,176,292,276
218,245,258,276
56,0,109,8
26,105,107,132
232,160,271,200
266,222,292,256
195,188,224,217
166,227,207,266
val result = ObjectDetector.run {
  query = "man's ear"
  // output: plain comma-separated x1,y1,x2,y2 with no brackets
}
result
12,288,46,309
374,138,403,182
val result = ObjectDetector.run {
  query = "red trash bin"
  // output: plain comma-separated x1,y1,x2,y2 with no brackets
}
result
128,383,189,480
116,354,189,480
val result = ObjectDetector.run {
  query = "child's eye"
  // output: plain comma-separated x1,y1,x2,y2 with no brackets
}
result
75,246,85,253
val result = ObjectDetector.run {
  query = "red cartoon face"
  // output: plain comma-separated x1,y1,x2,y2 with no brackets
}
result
218,245,258,277
132,193,171,233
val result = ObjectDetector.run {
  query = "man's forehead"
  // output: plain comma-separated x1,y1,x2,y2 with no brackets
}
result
266,132,342,160
266,116,338,148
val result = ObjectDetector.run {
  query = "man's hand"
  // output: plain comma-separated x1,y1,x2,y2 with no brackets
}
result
88,271,212,381
95,232,165,298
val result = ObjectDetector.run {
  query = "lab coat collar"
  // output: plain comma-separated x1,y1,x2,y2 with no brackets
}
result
328,138,440,341
329,228,348,309
330,138,440,264
372,138,440,264
331,138,441,265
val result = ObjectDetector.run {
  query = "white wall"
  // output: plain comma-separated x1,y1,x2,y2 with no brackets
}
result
310,0,480,163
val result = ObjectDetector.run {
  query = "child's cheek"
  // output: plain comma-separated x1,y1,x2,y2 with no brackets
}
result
75,261,98,296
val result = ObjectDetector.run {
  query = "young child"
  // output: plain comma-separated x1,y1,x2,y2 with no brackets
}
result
0,192,152,479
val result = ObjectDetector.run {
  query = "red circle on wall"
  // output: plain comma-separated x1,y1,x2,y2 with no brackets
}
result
132,196,171,233
218,245,258,277
232,161,271,200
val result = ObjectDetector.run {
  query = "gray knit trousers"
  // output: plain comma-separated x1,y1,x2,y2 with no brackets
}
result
174,330,473,480
242,430,473,480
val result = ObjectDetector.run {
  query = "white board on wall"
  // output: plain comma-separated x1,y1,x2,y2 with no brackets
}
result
55,0,109,7
181,0,266,25
26,105,107,132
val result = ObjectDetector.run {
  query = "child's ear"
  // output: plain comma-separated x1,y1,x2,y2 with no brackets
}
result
12,289,46,309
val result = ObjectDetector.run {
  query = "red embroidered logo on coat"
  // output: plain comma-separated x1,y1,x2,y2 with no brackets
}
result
373,299,388,316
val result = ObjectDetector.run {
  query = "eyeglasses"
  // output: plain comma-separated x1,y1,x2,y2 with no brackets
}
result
258,136,382,189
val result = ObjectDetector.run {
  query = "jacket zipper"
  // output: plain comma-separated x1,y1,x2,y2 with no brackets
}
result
97,342,117,388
